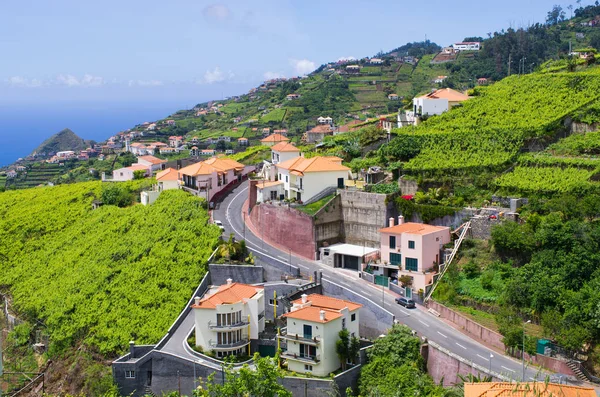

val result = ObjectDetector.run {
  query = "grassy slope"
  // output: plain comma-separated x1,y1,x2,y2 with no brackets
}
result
0,182,221,355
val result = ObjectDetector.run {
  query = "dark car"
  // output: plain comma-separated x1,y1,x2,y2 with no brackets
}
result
395,297,416,308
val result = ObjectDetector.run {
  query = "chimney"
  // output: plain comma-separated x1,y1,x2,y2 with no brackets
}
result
319,310,326,321
194,297,200,306
389,217,395,227
129,341,135,359
301,294,308,304
398,215,404,225
226,278,233,285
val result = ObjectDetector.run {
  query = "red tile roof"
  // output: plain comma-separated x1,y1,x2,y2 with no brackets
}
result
261,133,289,143
156,168,179,181
192,283,263,309
291,294,362,311
276,156,349,174
379,222,449,235
138,155,167,165
271,142,300,152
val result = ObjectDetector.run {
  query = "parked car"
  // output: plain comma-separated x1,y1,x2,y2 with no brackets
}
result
395,297,416,308
214,220,225,232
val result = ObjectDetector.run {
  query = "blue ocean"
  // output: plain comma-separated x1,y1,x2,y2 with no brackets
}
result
0,101,193,167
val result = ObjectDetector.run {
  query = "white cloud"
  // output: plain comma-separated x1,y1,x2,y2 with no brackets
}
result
263,71,285,80
289,59,316,76
202,67,234,84
128,79,163,87
337,56,356,62
202,4,231,21
54,74,104,87
6,76,43,87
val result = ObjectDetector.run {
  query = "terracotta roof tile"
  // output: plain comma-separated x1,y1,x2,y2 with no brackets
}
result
261,134,289,143
276,156,349,174
420,88,470,102
192,283,263,309
291,294,362,312
380,222,450,235
138,155,167,165
283,306,342,323
271,142,300,152
156,168,179,181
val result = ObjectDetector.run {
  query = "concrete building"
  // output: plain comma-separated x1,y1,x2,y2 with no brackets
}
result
317,116,333,125
319,243,379,271
156,168,181,190
274,156,350,202
191,279,265,358
279,294,361,377
413,88,470,117
178,157,250,202
137,155,167,172
169,136,183,148
452,42,480,51
378,217,450,293
306,125,334,143
111,164,150,181
270,142,300,165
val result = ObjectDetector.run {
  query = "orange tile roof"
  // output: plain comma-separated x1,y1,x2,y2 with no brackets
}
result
156,168,179,181
283,306,342,323
307,125,334,134
238,137,248,141
464,382,596,397
271,142,300,152
380,222,450,235
138,155,167,165
127,165,149,172
420,88,470,102
257,180,284,189
192,283,263,309
261,133,289,143
276,156,350,175
291,294,362,312
179,157,245,176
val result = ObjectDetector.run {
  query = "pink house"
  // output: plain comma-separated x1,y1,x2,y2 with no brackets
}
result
378,217,450,293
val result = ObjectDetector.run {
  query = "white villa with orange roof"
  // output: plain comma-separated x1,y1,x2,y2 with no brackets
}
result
111,164,150,181
279,293,361,376
260,133,289,147
156,168,180,190
270,142,300,165
191,279,265,358
178,157,252,201
413,88,469,117
378,216,451,293
136,155,167,172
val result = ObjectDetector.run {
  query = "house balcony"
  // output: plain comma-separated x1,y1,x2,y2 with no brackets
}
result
208,319,249,330
280,351,320,363
277,332,320,346
208,338,250,351
290,183,304,192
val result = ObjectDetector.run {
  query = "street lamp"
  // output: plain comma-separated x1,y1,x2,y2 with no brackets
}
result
489,353,494,373
522,320,531,381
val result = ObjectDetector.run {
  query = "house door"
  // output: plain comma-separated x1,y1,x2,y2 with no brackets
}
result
147,371,152,386
337,178,344,188
296,192,301,201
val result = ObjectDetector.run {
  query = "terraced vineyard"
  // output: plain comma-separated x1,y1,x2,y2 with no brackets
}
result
495,166,600,194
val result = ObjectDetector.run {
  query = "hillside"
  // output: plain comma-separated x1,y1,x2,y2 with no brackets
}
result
30,128,92,156
0,182,221,394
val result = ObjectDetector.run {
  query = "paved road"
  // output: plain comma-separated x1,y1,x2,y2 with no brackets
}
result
212,180,551,382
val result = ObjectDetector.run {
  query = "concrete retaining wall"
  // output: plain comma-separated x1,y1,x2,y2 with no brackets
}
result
280,377,334,397
208,264,264,285
314,195,344,248
339,190,396,248
322,278,394,339
427,300,505,351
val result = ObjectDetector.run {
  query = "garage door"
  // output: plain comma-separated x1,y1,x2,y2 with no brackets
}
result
344,255,359,270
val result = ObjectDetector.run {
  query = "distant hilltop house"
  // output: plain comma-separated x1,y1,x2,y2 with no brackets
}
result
127,141,168,156
477,77,489,85
6,170,18,178
369,58,383,65
388,93,399,100
56,150,76,159
273,129,288,135
237,137,249,146
165,119,176,126
286,94,301,100
452,42,481,51
433,75,448,84
317,116,333,125
346,65,360,73
306,124,334,143
168,136,183,147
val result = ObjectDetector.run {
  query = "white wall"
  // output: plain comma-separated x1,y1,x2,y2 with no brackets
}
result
112,168,134,181
413,97,449,116
158,180,180,191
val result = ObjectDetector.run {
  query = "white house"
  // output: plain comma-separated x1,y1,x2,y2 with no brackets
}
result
433,75,448,84
413,88,469,117
111,164,150,181
169,136,183,147
156,168,181,190
136,155,167,172
279,294,361,377
452,42,480,51
369,58,383,65
191,279,265,358
260,133,289,147
378,216,451,293
270,142,300,165
317,116,333,125
272,156,350,202
178,157,251,201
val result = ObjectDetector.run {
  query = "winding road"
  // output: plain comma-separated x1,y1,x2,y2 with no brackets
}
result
212,180,556,383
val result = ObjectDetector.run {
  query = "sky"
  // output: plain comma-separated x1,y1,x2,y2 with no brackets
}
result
0,0,593,105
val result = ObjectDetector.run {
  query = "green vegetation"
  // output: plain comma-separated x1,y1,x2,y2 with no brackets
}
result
297,194,335,215
30,128,93,157
547,131,600,156
495,166,599,194
0,182,221,355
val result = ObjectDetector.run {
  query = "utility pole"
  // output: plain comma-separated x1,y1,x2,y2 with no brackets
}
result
508,53,512,76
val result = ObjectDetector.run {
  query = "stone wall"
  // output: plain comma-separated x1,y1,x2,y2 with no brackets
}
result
263,282,306,321
398,176,418,196
410,208,476,230
571,122,598,134
314,195,344,248
250,202,316,259
208,264,264,285
322,278,395,339
339,190,397,248
280,377,335,397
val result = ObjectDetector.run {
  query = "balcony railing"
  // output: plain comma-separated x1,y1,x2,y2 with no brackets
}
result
277,331,320,345
208,319,249,330
291,183,303,192
280,351,320,363
208,338,250,350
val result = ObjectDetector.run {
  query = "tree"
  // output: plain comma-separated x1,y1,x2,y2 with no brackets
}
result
133,169,146,180
101,184,132,207
546,5,566,25
194,354,291,397
335,328,360,370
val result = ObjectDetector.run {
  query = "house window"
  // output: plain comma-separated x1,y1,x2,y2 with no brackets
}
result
390,253,401,266
125,370,135,379
408,240,415,249
405,257,418,271
278,173,281,181
304,364,313,371
299,343,317,358
270,191,277,200
351,313,356,322
285,175,288,183
323,249,329,257
303,324,312,339
389,236,396,249
269,299,277,306
342,318,346,329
